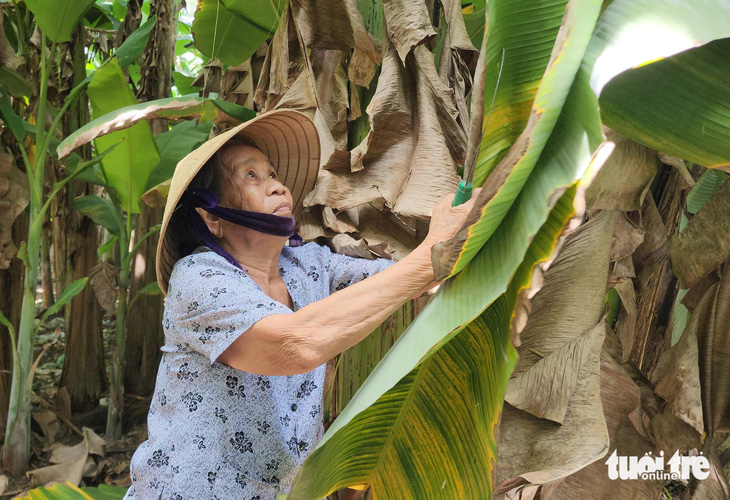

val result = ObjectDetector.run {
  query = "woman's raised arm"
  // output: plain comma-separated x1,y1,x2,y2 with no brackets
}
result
217,188,482,376
217,240,435,375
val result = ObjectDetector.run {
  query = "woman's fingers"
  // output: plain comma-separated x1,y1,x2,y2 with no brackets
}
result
425,186,487,244
452,186,481,211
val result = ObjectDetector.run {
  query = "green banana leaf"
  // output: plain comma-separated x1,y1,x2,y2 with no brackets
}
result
86,57,160,214
289,184,579,499
16,481,127,500
581,0,730,97
115,15,157,68
434,0,730,280
687,169,728,216
431,0,601,280
192,0,286,66
39,278,88,325
25,0,95,43
600,38,730,169
223,0,286,29
0,83,25,141
74,195,127,238
56,96,253,160
0,67,32,99
461,8,486,49
144,120,215,192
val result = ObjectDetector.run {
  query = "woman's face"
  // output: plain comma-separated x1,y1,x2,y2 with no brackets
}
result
219,143,293,217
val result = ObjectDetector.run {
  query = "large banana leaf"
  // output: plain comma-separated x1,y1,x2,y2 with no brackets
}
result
289,184,579,499
192,0,286,66
143,120,215,192
223,0,286,30
434,0,730,280
115,15,157,69
57,96,253,159
86,58,160,214
600,38,730,169
288,0,605,496
25,0,95,43
290,64,603,497
431,0,602,280
461,8,486,49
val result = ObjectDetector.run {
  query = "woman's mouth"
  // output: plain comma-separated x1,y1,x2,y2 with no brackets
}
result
273,203,291,214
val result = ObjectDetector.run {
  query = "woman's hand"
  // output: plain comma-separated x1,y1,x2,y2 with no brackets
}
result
422,187,483,247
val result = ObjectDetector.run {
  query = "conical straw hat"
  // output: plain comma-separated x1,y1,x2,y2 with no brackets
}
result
156,109,320,295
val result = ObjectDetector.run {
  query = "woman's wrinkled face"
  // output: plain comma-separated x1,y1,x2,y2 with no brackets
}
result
219,143,293,217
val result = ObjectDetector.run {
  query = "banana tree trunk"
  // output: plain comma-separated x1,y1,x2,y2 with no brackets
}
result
107,262,129,440
124,0,178,399
61,195,107,411
124,206,164,398
60,23,107,413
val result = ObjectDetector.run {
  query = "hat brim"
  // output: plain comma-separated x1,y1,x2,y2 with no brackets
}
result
156,109,320,295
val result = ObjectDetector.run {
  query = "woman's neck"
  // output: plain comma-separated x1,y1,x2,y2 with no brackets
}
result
218,228,288,287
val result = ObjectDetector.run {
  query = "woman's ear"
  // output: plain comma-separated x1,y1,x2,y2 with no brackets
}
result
195,207,224,238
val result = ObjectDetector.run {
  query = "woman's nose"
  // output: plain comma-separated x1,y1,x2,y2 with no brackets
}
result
267,178,288,196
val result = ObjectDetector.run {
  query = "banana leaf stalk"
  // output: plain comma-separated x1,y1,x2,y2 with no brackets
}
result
454,46,504,207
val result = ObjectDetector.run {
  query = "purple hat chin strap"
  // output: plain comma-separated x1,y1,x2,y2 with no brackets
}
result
180,187,303,271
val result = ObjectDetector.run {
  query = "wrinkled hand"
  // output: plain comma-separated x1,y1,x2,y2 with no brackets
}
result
423,187,483,247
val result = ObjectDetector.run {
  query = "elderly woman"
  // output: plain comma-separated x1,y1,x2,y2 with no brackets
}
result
124,110,479,499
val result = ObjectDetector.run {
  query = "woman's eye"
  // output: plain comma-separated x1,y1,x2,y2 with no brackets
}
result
269,172,277,179
246,171,255,178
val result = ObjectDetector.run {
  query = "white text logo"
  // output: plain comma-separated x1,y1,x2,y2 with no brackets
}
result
605,450,710,481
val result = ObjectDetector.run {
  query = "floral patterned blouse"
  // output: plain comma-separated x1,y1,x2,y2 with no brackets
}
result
124,242,395,500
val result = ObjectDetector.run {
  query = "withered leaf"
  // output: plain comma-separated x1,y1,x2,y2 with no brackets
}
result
670,178,730,288
0,152,30,269
585,130,658,212
89,261,120,315
505,211,615,423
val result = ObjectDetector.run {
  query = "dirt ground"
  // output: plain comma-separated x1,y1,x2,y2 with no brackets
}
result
1,303,143,498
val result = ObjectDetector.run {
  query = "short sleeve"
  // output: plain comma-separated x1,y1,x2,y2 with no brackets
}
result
163,251,293,364
310,243,396,294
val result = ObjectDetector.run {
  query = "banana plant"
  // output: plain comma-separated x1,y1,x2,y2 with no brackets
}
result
286,0,730,498
0,42,106,475
71,190,158,441
0,1,157,472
